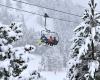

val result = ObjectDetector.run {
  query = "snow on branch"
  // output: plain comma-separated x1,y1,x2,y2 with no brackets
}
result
85,60,99,79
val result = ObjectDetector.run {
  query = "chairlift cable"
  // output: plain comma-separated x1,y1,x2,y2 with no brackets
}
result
0,3,79,24
13,0,82,17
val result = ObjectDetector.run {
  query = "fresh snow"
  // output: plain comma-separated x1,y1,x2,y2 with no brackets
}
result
88,60,99,78
16,54,42,80
0,59,10,71
40,71,66,80
91,27,96,40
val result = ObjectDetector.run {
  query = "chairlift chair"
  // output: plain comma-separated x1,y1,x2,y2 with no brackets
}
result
39,13,59,46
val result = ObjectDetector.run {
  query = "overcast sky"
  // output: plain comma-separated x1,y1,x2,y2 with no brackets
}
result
72,0,100,10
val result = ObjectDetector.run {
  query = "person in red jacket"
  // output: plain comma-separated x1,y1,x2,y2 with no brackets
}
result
48,36,54,46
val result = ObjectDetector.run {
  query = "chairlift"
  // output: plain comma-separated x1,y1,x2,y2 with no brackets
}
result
40,13,59,46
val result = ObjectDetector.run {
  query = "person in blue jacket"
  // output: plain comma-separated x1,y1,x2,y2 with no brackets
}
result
41,34,48,44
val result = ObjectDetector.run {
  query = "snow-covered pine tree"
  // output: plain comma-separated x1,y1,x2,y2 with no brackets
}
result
0,22,43,80
67,0,100,80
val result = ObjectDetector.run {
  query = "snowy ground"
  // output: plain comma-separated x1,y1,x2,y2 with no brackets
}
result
40,71,66,80
29,54,66,80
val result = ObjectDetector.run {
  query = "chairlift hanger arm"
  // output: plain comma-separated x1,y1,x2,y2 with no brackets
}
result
44,13,50,32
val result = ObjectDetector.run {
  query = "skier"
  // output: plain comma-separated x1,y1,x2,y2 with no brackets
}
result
48,36,54,46
53,37,58,45
41,34,48,44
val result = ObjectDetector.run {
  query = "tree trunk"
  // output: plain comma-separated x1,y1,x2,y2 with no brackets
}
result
91,40,95,60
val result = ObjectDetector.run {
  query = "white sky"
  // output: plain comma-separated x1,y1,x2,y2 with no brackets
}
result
72,0,100,10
